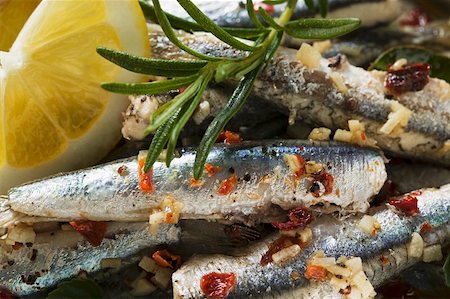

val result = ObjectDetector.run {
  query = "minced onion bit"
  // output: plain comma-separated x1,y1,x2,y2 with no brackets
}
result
306,251,376,298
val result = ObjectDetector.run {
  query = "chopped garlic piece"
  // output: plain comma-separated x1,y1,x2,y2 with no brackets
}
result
272,244,301,265
379,102,412,135
348,120,364,132
312,40,332,54
283,154,303,174
345,257,363,274
308,127,331,141
149,211,165,235
192,101,211,124
130,278,157,296
298,227,313,244
139,256,159,273
334,129,353,143
310,256,336,268
296,43,322,69
330,276,349,290
100,258,122,269
391,58,408,71
151,267,173,290
357,215,381,236
334,120,377,147
305,161,324,175
6,223,36,244
438,140,450,156
423,244,443,262
407,232,424,258
352,271,376,298
327,264,351,277
330,72,348,94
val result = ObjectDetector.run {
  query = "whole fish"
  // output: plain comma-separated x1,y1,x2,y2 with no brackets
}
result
172,184,450,298
0,222,180,297
160,0,407,29
0,141,386,226
143,27,450,166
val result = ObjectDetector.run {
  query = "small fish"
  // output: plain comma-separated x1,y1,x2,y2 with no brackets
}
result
0,141,386,226
0,222,180,297
161,0,406,28
146,27,450,166
172,184,450,298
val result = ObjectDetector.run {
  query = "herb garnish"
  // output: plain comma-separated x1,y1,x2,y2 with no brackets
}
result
97,0,360,179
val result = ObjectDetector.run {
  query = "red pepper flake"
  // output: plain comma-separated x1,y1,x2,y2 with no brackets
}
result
298,146,305,152
217,130,242,145
190,177,204,187
317,172,334,195
360,132,366,141
200,272,236,299
205,163,222,177
152,249,182,270
69,221,107,247
420,222,433,234
0,287,14,299
253,2,275,14
272,207,315,231
385,63,431,96
138,159,155,193
388,191,422,216
217,175,238,196
260,236,305,266
294,155,306,178
379,255,389,265
400,8,431,27
304,265,328,282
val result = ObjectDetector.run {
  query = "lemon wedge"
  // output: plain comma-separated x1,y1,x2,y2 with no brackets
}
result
0,0,149,193
0,0,41,51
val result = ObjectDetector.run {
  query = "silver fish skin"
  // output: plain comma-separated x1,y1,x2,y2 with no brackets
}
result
146,28,450,166
161,0,406,29
172,184,450,298
0,223,180,297
1,141,386,226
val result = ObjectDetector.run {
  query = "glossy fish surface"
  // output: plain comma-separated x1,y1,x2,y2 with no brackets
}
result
172,184,450,298
1,141,386,226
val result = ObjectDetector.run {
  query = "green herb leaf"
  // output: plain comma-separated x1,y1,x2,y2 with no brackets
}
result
247,0,266,30
177,0,257,51
368,46,450,83
152,0,221,61
284,18,360,39
144,107,183,172
445,254,450,287
97,47,207,77
262,0,287,4
258,7,283,30
318,0,328,17
101,76,197,95
47,279,103,299
304,0,314,10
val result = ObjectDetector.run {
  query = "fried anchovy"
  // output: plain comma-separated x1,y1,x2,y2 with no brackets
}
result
0,141,386,226
172,184,450,298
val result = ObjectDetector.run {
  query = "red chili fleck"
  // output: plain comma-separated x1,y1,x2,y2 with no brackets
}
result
253,2,275,14
385,63,431,96
217,130,242,145
217,175,238,196
0,287,14,299
400,8,431,27
295,154,306,178
190,177,204,187
69,221,107,247
388,191,422,216
420,222,433,234
304,265,328,282
272,207,315,231
360,132,367,141
138,159,155,193
379,255,389,265
260,236,305,266
152,249,182,270
205,163,222,177
200,272,236,299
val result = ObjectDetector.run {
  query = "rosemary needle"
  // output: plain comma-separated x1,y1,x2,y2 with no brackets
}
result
99,0,361,178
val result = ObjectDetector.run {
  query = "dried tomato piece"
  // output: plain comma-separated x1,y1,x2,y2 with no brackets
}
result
217,131,242,145
304,265,328,282
152,249,182,270
316,172,334,195
272,207,315,231
385,63,431,96
138,159,155,193
69,221,107,247
420,222,432,234
400,9,431,27
200,272,236,299
388,191,422,216
0,287,14,299
217,175,238,196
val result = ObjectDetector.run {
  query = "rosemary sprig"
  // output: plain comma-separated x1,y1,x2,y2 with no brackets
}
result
98,0,360,178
